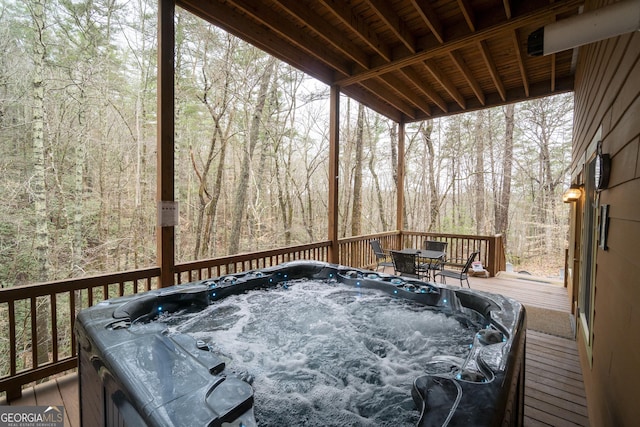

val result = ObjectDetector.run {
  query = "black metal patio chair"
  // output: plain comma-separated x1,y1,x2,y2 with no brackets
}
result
370,239,394,272
390,250,422,279
434,251,479,288
421,240,449,279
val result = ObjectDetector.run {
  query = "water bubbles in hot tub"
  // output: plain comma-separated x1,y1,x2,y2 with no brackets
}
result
166,279,475,427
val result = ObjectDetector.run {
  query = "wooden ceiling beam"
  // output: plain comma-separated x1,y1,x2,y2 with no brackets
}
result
511,30,529,97
456,0,476,32
369,77,418,119
423,59,465,109
378,73,432,117
400,66,448,113
417,75,574,121
223,0,354,77
448,50,485,106
341,85,403,122
409,0,445,43
319,0,392,62
274,0,370,70
364,0,416,53
551,53,557,92
336,0,582,87
478,40,506,101
548,12,558,93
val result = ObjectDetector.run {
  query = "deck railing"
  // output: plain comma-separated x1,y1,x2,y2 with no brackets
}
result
0,267,161,401
174,241,332,283
399,231,506,276
0,231,504,400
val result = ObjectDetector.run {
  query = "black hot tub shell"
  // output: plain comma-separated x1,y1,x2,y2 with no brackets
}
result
76,261,526,427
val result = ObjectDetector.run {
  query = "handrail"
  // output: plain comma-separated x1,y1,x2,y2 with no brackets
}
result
174,241,331,283
0,267,161,401
0,231,504,401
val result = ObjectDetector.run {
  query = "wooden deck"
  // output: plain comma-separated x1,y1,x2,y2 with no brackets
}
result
0,372,80,427
1,273,588,427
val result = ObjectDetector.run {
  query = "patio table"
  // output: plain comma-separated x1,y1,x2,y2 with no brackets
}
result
398,248,446,281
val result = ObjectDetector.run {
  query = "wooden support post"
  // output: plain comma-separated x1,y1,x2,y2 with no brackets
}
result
396,119,405,233
157,0,175,288
328,86,340,263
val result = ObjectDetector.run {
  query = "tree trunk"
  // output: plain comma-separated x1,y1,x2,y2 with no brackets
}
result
275,146,293,245
496,104,514,246
389,124,405,227
203,117,231,257
474,111,485,235
421,121,439,231
73,81,86,275
228,57,276,255
30,0,50,366
351,103,364,236
369,149,388,231
191,35,235,259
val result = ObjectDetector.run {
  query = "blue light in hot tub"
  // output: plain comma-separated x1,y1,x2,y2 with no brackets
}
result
211,292,217,298
157,306,162,312
356,281,361,287
328,273,334,278
393,290,398,294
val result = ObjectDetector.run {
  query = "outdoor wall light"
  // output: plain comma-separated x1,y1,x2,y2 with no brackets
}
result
563,184,583,203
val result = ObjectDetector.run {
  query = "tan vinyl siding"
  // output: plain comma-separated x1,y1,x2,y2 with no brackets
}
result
571,0,640,424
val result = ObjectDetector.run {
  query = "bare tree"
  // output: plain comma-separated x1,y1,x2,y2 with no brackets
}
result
228,56,276,254
368,119,389,231
495,103,514,243
27,0,50,366
516,95,573,257
351,103,364,236
473,110,486,235
188,33,237,259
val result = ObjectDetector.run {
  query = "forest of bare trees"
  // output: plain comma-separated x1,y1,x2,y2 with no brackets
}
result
0,0,574,289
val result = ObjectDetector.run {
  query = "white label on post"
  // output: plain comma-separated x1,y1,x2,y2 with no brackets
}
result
158,201,179,227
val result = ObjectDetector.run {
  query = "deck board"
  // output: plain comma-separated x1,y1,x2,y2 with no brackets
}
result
1,374,80,427
2,273,589,426
468,274,589,426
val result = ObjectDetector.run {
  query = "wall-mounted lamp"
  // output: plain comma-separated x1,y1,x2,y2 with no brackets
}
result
563,184,583,203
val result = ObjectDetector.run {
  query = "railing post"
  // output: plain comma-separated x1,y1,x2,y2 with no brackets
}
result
5,385,22,402
487,234,505,277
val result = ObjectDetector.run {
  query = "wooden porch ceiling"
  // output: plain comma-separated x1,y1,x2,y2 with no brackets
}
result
177,0,583,122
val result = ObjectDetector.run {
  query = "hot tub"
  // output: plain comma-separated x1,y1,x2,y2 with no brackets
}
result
76,261,526,427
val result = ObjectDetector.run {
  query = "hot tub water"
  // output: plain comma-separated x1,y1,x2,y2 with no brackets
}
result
160,279,475,426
